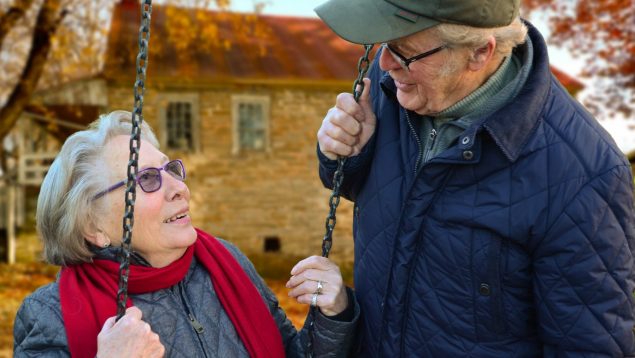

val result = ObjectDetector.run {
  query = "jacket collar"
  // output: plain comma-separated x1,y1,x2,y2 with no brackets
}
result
480,21,550,162
380,20,551,163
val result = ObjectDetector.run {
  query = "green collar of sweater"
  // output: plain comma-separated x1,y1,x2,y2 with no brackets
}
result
416,36,534,166
435,51,519,123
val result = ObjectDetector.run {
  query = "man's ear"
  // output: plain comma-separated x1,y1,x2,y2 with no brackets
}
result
468,36,497,71
84,227,111,248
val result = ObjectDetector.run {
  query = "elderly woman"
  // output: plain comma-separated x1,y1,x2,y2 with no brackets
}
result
14,110,358,357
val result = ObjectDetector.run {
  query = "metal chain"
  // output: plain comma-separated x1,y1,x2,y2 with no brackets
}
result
306,44,374,357
321,44,373,259
116,0,152,321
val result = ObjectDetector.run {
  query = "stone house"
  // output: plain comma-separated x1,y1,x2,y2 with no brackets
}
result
15,0,364,266
5,0,585,266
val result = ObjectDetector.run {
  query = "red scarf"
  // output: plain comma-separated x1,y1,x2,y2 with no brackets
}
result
59,229,285,358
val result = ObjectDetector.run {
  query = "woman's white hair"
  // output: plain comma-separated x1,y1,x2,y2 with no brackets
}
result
36,110,159,265
434,17,528,74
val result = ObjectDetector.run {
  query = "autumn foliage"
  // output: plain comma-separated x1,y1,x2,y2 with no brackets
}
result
523,0,634,117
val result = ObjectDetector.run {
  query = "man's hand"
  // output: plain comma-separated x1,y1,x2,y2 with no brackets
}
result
318,78,376,160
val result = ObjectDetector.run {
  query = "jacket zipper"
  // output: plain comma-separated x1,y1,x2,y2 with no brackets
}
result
404,111,423,175
177,283,210,358
423,128,437,163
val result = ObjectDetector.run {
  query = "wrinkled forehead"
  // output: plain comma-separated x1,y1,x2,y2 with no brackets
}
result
390,27,440,51
103,135,167,177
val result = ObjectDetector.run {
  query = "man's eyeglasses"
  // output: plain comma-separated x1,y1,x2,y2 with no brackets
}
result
383,43,447,71
93,159,186,200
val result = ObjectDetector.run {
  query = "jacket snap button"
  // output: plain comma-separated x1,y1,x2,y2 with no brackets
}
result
463,150,474,160
461,136,470,145
479,283,491,296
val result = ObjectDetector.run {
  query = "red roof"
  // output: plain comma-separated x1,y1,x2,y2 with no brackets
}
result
104,2,371,84
550,66,585,94
105,1,583,93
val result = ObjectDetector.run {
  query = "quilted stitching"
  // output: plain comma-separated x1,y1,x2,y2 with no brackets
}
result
318,22,635,357
13,241,359,357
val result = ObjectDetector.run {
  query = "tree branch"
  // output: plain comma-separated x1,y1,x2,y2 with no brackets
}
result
0,0,66,140
0,0,36,48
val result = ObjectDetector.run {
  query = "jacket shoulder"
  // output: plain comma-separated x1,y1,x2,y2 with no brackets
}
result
14,282,69,357
541,79,628,174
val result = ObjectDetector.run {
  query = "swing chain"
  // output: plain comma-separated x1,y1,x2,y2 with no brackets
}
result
321,44,373,259
307,44,374,358
117,0,153,320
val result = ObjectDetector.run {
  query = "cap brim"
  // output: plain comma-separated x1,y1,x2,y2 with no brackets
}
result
315,0,439,44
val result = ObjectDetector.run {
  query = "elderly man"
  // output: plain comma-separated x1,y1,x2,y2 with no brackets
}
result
315,0,635,356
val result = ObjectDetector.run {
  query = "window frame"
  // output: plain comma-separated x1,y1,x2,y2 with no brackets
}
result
158,93,200,153
231,95,271,155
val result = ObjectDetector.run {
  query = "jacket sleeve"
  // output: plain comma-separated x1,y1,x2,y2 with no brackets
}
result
14,285,70,357
221,241,359,357
533,165,635,357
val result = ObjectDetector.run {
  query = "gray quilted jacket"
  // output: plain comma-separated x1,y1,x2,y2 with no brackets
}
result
14,240,359,357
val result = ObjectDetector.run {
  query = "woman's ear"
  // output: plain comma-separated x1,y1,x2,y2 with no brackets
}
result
468,36,497,71
84,228,111,248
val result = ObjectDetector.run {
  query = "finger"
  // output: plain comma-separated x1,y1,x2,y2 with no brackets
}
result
296,292,337,309
287,269,340,291
125,306,143,320
100,316,117,332
291,256,333,276
317,135,355,159
324,122,359,146
335,92,366,123
296,292,318,306
327,108,363,137
145,333,165,358
357,78,374,117
288,279,324,298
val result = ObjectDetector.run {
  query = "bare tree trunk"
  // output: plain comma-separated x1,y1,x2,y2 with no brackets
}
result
0,0,65,140
0,0,36,48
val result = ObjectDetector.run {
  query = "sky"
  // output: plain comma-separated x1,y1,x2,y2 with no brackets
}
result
228,0,635,154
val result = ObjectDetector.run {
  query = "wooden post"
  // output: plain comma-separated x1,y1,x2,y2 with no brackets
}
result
7,183,15,264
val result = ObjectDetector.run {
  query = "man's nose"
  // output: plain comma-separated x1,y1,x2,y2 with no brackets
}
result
379,46,401,72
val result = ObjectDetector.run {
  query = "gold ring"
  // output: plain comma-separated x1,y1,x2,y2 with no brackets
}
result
316,280,323,295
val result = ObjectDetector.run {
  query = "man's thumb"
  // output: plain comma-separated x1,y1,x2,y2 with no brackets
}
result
358,78,374,116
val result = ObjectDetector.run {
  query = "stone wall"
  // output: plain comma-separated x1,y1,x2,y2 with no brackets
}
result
106,83,355,267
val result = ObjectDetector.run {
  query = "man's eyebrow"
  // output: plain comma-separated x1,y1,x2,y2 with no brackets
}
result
390,41,414,54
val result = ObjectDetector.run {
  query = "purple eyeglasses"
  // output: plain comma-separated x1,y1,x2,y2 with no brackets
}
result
93,159,186,200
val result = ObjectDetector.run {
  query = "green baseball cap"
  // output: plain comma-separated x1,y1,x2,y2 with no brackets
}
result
315,0,520,44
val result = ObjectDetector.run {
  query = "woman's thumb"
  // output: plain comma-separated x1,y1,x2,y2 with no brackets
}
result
101,316,117,332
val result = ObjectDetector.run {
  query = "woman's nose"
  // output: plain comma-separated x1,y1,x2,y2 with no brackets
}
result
164,173,189,201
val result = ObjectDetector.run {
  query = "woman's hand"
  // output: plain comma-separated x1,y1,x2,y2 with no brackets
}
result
97,306,164,358
286,256,348,316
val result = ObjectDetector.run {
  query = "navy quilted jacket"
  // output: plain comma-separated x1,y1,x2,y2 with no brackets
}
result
319,23,635,357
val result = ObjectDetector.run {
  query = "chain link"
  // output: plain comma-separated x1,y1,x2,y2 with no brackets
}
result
117,0,152,321
321,44,373,259
307,44,374,357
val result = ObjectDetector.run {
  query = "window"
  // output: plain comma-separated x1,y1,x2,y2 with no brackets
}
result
264,236,281,252
232,95,270,154
158,93,200,152
166,102,193,150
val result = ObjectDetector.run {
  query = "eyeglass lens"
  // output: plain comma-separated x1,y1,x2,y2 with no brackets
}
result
138,160,185,193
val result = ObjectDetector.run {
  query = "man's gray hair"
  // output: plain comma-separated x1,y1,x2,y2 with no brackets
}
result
435,17,528,59
36,110,160,265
